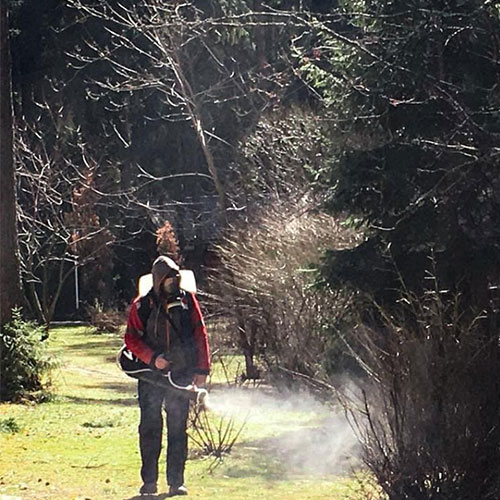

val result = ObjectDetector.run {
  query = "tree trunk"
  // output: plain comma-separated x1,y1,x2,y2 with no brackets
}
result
0,4,22,327
237,317,260,380
167,45,228,220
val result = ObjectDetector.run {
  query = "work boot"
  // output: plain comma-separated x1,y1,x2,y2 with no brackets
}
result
168,484,188,496
139,482,158,495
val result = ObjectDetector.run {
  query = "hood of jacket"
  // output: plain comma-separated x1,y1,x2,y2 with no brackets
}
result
151,256,180,295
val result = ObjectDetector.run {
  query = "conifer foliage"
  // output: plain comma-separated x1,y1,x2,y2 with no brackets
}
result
302,1,500,313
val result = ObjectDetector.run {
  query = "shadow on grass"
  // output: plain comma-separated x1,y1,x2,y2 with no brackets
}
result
63,338,121,353
123,494,169,500
83,381,136,394
219,447,285,480
63,395,136,406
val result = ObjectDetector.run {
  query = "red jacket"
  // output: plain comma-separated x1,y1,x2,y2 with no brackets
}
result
124,292,210,375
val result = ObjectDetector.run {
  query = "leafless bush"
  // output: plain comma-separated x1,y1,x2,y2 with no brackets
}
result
348,283,500,499
211,349,258,388
86,301,126,334
187,349,248,470
188,404,247,471
205,318,238,354
209,193,360,382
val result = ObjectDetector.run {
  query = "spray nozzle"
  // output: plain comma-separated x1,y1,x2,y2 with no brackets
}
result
196,387,209,409
187,386,209,409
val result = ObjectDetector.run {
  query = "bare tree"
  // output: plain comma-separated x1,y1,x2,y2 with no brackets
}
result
15,112,114,327
208,104,362,380
66,0,295,217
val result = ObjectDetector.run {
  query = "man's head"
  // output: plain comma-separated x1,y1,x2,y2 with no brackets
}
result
152,256,181,300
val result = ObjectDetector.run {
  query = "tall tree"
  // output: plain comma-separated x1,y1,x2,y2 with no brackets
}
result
66,0,298,210
295,2,500,497
300,1,500,318
0,3,21,326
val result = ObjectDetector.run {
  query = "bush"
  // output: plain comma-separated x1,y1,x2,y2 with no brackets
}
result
349,287,500,500
210,195,360,383
0,308,56,402
86,300,126,334
0,417,22,434
188,404,246,471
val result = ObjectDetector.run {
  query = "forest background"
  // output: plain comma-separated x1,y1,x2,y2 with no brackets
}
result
1,1,500,499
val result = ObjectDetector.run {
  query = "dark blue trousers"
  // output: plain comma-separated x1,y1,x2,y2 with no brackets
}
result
137,379,190,487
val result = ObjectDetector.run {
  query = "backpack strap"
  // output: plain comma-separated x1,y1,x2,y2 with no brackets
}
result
137,291,154,328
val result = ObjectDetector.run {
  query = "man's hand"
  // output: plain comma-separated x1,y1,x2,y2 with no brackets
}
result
193,374,207,387
154,355,170,371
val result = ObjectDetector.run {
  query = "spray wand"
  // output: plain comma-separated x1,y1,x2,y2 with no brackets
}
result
165,372,209,408
117,345,209,408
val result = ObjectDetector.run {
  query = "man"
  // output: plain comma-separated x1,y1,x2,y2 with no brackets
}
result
125,256,210,497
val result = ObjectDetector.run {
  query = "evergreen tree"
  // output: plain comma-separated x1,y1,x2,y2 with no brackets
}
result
297,3,500,497
301,1,500,319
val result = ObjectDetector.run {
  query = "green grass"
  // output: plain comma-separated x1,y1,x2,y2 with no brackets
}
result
0,327,376,499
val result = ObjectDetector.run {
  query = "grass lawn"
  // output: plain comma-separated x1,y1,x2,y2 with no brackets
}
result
0,327,375,500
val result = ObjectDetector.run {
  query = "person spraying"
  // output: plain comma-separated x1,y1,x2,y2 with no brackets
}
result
123,256,210,497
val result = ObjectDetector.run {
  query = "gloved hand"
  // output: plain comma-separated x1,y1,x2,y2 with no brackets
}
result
193,374,207,387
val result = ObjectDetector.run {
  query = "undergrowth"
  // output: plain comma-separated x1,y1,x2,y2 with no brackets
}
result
0,308,56,402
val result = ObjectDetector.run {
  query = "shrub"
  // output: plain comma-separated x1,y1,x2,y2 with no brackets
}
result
0,417,22,434
86,300,126,334
0,308,56,402
188,404,246,471
349,287,500,500
210,195,360,383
